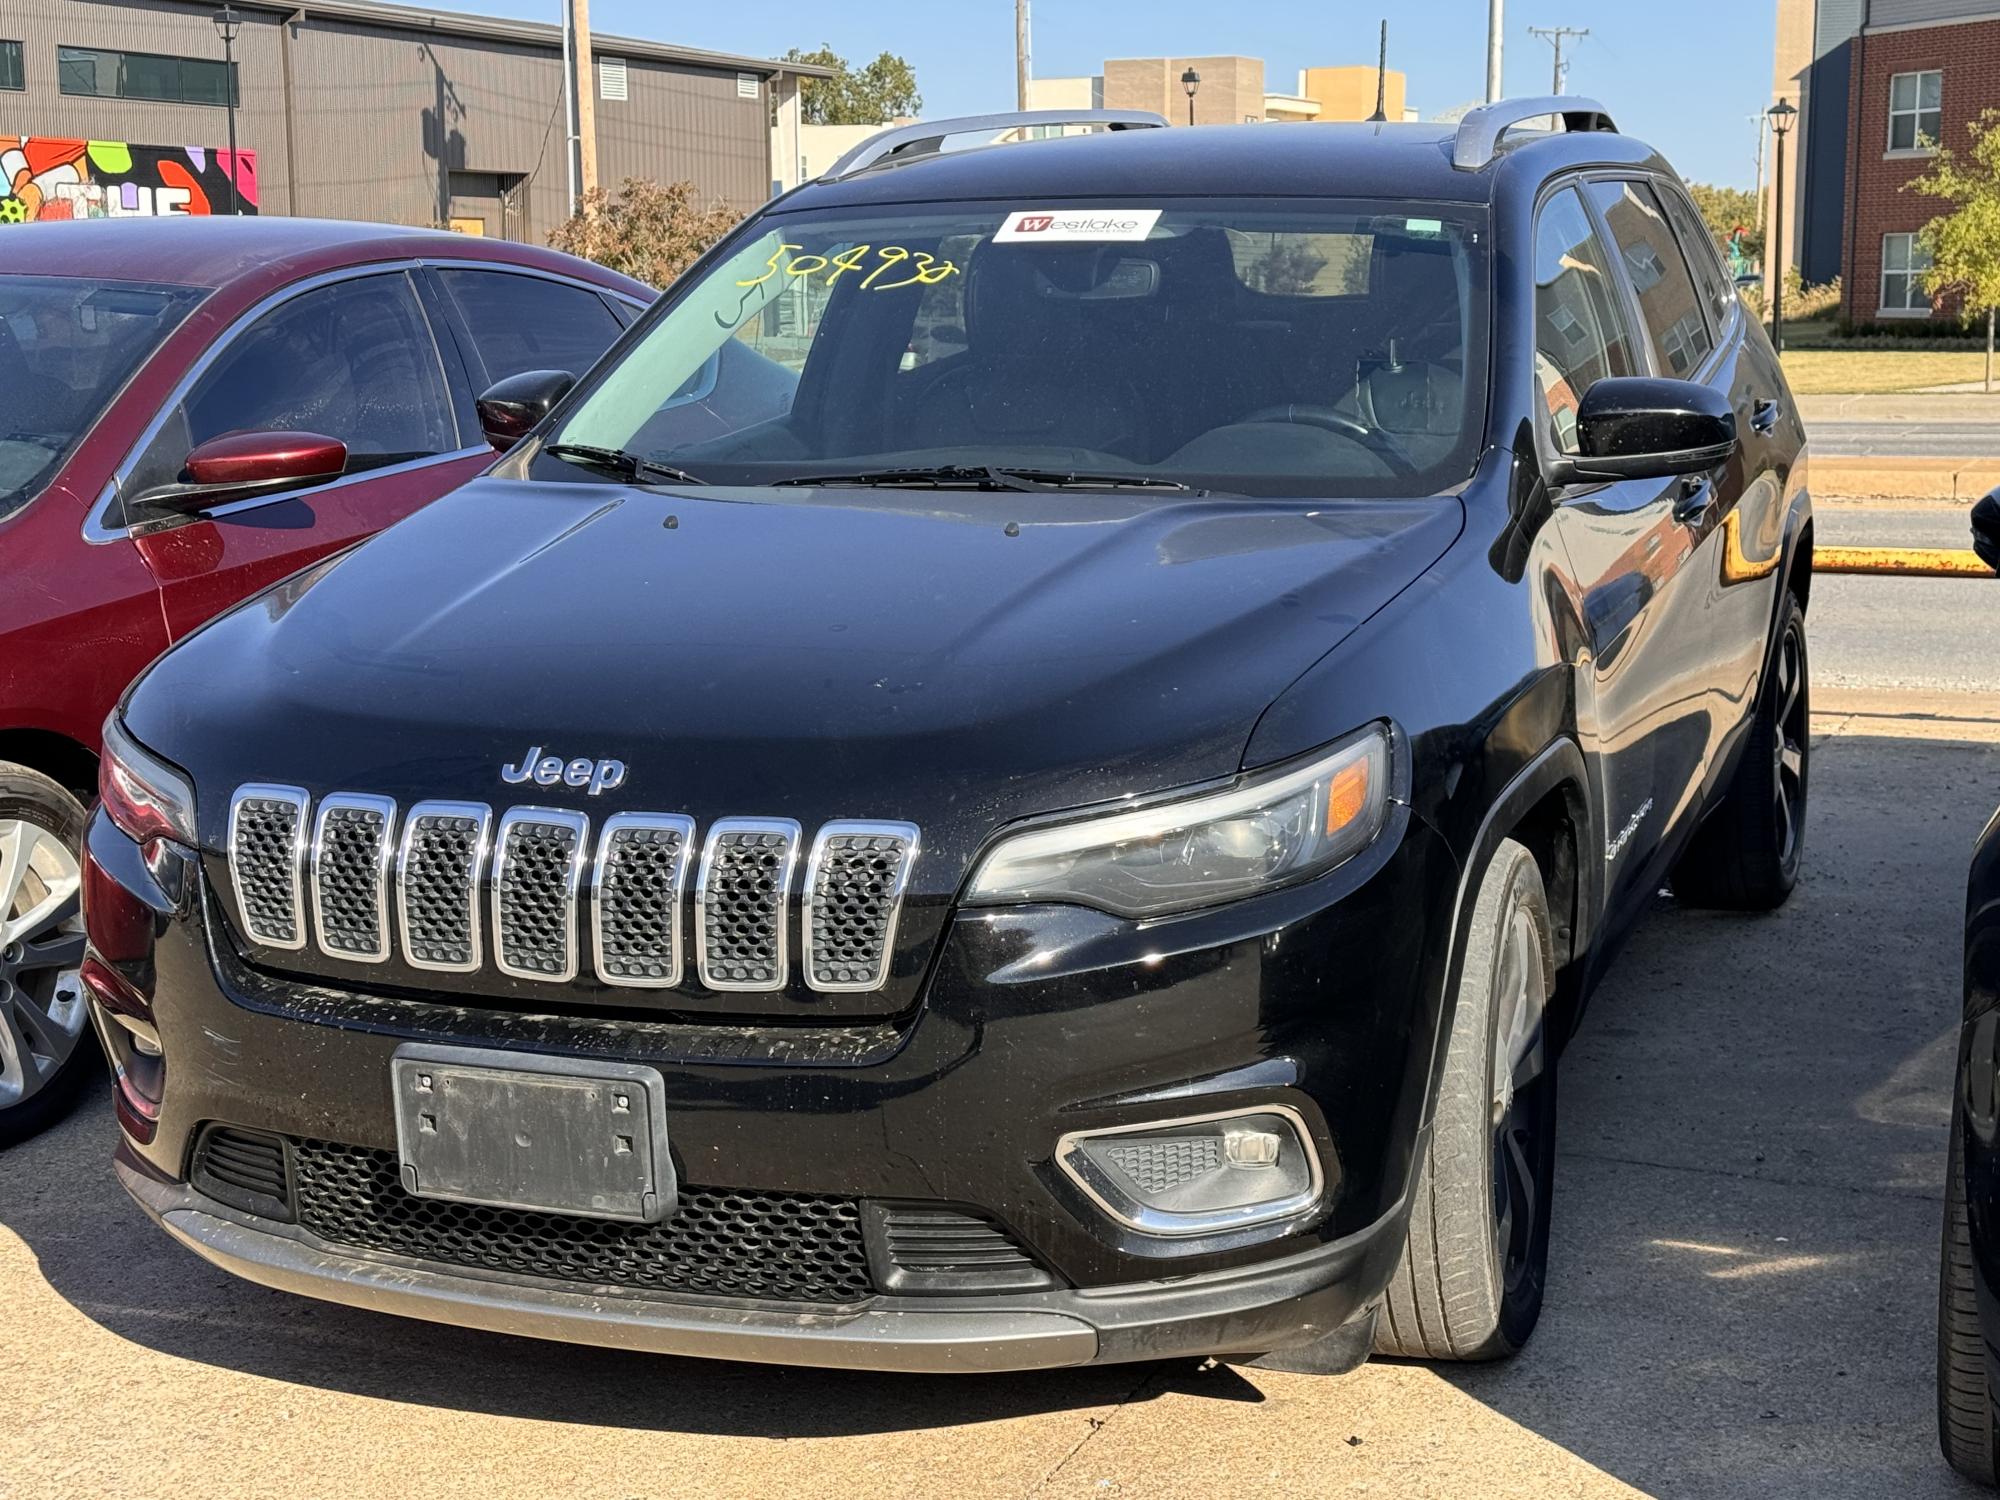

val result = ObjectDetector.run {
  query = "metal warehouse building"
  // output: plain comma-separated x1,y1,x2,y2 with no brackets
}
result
2,0,828,239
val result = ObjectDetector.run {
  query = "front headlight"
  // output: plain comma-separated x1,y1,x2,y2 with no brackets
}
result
99,714,198,849
963,724,1392,919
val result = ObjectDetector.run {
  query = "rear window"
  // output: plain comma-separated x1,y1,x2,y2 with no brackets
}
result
548,198,1490,500
0,276,204,521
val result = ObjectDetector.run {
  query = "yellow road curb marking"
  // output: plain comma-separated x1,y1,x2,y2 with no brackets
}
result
1811,545,1996,577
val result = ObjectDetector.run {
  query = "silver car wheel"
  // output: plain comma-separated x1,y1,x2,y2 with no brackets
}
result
0,818,88,1109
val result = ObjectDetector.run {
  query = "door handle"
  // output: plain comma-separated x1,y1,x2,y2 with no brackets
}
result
1750,398,1782,435
1673,474,1713,525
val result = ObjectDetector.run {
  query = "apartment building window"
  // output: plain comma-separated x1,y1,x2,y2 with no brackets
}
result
1888,70,1942,153
1881,233,1934,315
0,41,23,91
58,46,238,106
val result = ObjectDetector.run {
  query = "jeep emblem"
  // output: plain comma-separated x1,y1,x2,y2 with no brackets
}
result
500,745,627,797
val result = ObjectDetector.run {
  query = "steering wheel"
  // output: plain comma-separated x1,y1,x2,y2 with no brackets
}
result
1238,404,1418,477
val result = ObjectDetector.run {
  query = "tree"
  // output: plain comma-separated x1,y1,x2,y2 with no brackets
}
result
1908,108,2000,390
1685,181,1764,266
547,178,741,288
783,45,921,125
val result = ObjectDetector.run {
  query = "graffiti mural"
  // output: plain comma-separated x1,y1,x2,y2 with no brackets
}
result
1,137,258,223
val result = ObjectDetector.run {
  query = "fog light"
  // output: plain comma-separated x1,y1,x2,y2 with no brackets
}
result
1056,1107,1322,1237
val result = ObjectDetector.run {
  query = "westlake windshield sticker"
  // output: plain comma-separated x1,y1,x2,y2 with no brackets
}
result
994,208,1163,243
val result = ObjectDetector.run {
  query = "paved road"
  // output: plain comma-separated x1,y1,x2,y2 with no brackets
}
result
1812,420,2000,458
4,692,1995,1488
1808,501,1999,694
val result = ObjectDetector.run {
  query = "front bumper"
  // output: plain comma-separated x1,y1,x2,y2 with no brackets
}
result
120,1145,1411,1372
89,793,1458,1364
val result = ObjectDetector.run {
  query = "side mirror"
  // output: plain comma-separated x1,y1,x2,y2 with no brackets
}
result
1545,377,1738,486
476,369,575,451
1973,489,2000,575
134,429,348,516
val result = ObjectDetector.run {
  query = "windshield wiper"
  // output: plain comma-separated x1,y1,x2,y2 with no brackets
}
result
775,464,1190,493
543,442,704,487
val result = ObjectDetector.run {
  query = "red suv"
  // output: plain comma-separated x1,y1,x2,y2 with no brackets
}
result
0,217,648,1143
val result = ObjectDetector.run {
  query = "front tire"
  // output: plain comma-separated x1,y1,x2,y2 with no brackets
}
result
0,764,94,1149
1940,1105,1999,1484
1376,838,1557,1361
1673,592,1809,911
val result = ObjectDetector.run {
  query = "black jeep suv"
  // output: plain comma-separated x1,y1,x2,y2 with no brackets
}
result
85,100,1811,1374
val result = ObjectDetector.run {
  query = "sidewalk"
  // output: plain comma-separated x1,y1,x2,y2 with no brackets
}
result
1797,393,2000,423
1797,393,2000,497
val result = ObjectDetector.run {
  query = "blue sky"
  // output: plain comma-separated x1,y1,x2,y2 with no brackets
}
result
451,1,1778,190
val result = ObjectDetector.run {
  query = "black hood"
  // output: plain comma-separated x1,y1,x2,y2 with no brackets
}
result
128,477,1459,1015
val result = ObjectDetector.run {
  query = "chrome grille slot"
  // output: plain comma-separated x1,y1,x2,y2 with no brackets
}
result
397,801,491,973
695,818,800,992
228,785,309,950
311,795,395,962
592,814,695,988
803,821,920,993
492,808,588,981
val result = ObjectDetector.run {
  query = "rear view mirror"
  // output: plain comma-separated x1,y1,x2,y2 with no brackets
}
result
133,429,348,517
1546,377,1738,485
1973,489,2000,575
477,369,575,451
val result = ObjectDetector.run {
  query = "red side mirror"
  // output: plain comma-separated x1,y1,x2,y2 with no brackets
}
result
183,430,348,489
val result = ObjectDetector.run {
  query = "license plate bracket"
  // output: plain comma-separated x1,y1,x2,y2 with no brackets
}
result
389,1043,675,1223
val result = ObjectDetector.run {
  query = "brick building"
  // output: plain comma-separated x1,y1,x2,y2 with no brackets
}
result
1773,0,2000,323
1839,3,2000,321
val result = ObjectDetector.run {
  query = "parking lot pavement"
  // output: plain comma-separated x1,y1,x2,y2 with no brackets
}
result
4,685,1995,1499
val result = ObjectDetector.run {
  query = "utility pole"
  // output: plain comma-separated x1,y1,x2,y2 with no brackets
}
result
572,0,597,205
1368,20,1388,121
1750,112,1769,229
1486,0,1504,103
1015,0,1031,112
1527,25,1588,95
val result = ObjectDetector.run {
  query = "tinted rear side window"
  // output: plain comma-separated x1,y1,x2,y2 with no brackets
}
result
1587,180,1715,378
1655,182,1737,329
439,270,624,387
1533,187,1637,452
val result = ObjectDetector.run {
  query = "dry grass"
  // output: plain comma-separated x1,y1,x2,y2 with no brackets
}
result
1780,348,1995,394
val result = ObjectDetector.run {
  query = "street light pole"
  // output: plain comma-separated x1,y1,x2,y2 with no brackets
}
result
1181,66,1200,127
212,4,241,215
1768,98,1797,353
1486,0,1504,103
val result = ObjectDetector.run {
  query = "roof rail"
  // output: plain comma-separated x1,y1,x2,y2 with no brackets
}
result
1451,96,1617,171
820,110,1171,181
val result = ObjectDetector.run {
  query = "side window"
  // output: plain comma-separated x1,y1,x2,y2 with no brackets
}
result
1533,186,1638,453
1655,183,1737,328
185,272,453,467
438,269,625,386
1587,180,1715,378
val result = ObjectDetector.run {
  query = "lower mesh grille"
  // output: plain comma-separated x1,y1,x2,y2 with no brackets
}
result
291,1139,875,1304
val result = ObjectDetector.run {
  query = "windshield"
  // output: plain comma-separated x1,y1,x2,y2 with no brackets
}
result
0,276,205,522
545,198,1488,499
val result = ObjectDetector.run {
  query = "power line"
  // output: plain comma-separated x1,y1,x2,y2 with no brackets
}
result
1526,25,1588,96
